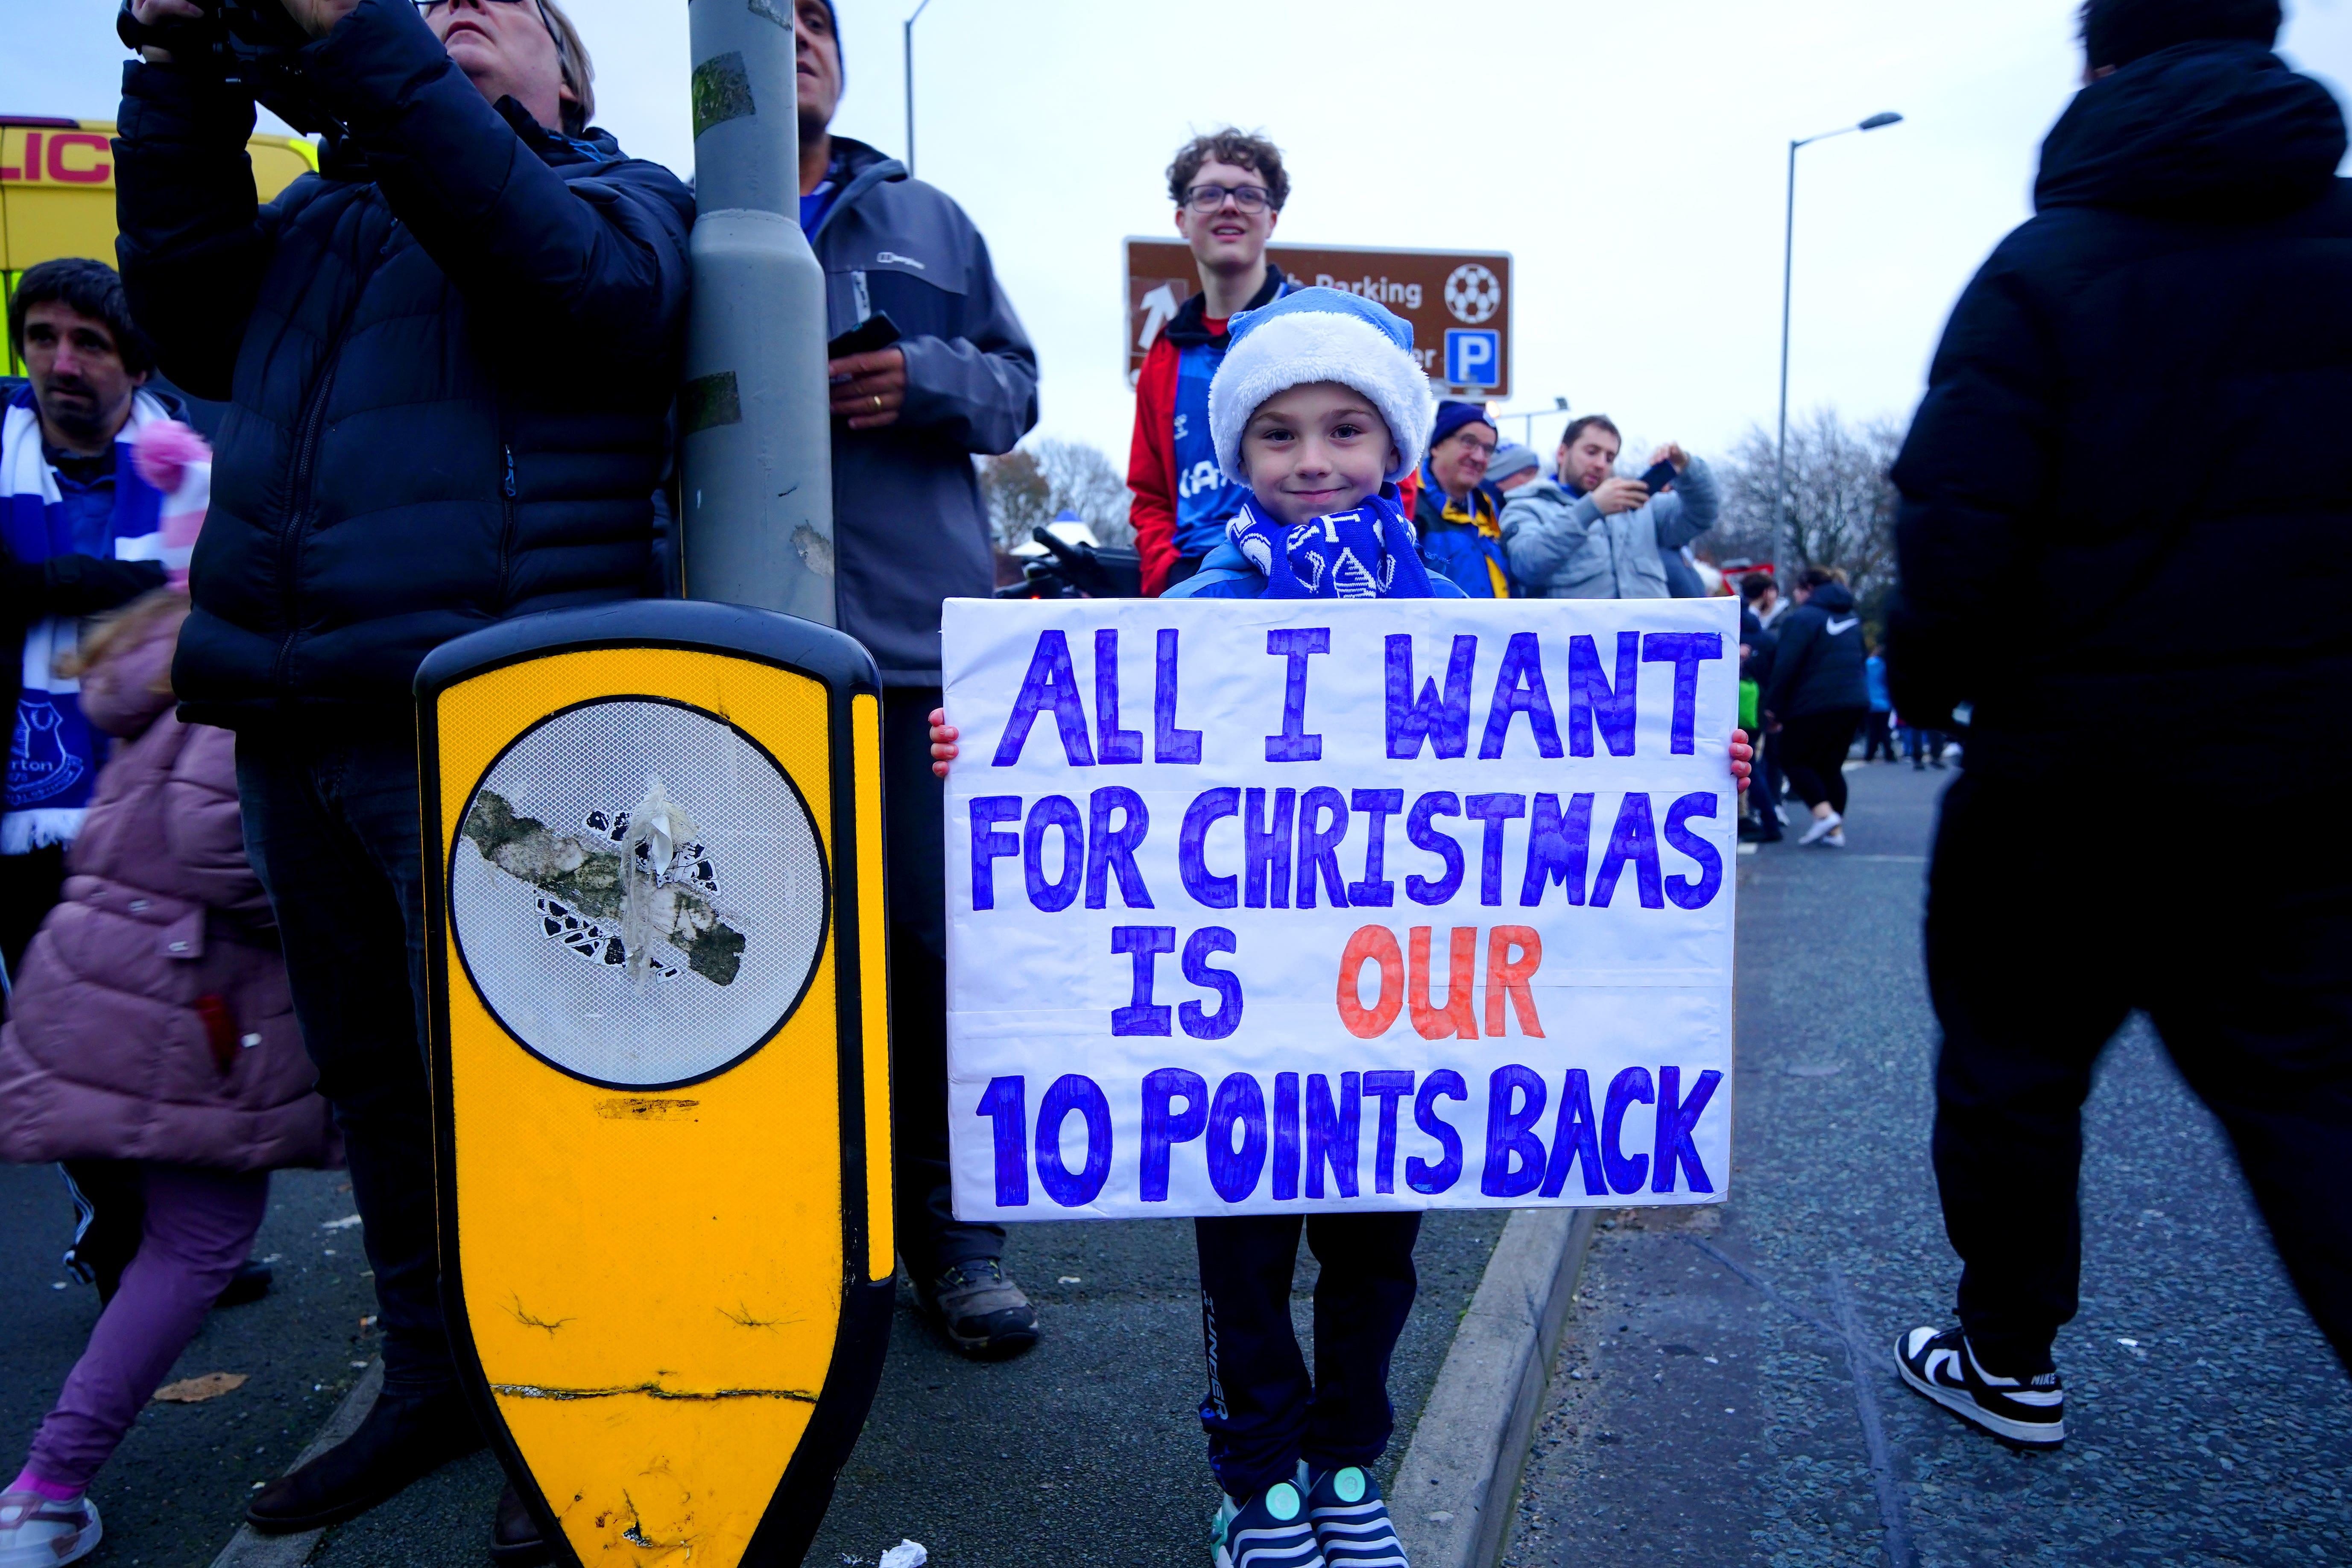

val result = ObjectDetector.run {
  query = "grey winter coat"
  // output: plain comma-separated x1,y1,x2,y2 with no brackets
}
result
0,600,336,1171
814,139,1039,684
1500,457,1720,599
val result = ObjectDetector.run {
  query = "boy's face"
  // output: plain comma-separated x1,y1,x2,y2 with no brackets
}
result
1240,381,1396,527
1176,158,1279,276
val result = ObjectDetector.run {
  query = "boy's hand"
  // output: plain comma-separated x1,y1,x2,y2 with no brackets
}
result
1731,727,1753,795
929,708,959,778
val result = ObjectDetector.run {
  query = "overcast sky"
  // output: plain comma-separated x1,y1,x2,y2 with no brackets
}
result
14,0,2351,464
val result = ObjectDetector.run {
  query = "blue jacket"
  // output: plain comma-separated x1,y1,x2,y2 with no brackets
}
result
1890,40,2352,790
115,0,694,726
811,138,1039,683
1413,479,1515,598
1166,537,1470,601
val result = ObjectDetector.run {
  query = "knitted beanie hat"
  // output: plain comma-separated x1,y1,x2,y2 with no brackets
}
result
1209,287,1436,486
1487,441,1540,484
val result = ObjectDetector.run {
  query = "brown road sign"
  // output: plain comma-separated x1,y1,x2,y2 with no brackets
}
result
1125,239,1513,398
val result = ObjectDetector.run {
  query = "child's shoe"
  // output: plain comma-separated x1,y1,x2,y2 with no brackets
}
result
1307,1466,1407,1566
1211,1475,1327,1568
0,1489,101,1568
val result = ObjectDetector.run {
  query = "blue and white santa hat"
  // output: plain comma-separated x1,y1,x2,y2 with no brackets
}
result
1208,287,1436,487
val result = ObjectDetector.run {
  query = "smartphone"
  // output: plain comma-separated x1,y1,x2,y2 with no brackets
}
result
1638,458,1679,494
826,312,902,369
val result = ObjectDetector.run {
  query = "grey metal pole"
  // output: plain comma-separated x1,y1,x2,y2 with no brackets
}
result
1775,137,1797,584
681,0,837,624
904,0,934,177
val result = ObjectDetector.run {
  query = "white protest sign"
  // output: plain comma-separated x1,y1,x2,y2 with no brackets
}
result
941,596,1738,1222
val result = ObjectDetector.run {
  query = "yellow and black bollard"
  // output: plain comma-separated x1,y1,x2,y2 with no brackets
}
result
416,599,895,1567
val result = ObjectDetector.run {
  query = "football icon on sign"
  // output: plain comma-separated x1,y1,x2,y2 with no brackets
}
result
1444,263,1501,324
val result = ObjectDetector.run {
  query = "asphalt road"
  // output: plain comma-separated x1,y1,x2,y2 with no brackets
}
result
1503,758,2352,1568
0,1160,380,1567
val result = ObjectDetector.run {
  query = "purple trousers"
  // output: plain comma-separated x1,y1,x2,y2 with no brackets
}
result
24,1163,269,1492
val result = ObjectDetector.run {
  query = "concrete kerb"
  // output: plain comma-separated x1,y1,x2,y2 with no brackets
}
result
208,1359,383,1568
1392,1206,1600,1568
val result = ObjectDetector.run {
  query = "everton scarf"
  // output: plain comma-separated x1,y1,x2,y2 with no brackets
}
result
1227,486,1438,600
0,386,204,853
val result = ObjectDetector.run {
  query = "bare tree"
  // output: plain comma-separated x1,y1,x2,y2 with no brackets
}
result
978,438,1135,551
977,449,1052,550
1711,409,1903,597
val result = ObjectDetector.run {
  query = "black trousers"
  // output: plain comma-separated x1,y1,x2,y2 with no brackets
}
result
1779,708,1865,814
1194,1212,1421,1499
0,843,67,981
1863,711,1897,761
882,688,1003,1279
1927,772,2352,1374
237,731,454,1398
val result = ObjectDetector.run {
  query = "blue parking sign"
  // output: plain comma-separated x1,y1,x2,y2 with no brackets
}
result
1445,329,1501,389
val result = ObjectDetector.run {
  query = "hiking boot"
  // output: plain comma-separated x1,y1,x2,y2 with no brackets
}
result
1213,1477,1326,1568
246,1386,485,1533
1896,1326,2065,1448
1306,1466,1407,1566
0,1490,100,1568
489,1483,553,1566
918,1259,1039,1358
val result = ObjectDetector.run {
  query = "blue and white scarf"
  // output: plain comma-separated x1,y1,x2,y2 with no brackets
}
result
1,386,193,853
1227,486,1438,600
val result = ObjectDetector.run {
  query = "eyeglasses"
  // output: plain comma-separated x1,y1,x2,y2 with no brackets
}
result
1183,183,1274,214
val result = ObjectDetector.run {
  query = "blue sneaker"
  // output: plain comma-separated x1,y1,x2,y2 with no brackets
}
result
1211,1476,1328,1568
1306,1466,1407,1567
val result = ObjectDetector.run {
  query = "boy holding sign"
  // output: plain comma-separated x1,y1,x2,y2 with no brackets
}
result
934,290,1749,1568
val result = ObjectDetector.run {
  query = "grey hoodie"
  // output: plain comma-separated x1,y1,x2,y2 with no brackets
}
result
1500,456,1720,599
813,139,1040,683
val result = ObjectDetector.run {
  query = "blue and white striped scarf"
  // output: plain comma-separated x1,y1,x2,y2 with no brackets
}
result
0,386,188,853
1226,486,1437,599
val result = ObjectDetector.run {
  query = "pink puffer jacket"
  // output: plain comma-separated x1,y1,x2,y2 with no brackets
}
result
0,599,336,1170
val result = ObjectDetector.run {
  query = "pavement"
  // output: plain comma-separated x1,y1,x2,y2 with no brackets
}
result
0,1160,380,1566
1501,759,2352,1567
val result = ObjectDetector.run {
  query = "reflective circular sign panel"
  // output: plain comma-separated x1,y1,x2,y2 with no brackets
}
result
448,697,828,1088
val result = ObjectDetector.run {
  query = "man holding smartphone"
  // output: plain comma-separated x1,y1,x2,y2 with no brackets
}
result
1500,412,1720,598
790,0,1047,1360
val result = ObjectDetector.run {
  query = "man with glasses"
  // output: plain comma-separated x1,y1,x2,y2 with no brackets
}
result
785,0,1045,1363
1129,129,1299,597
1415,400,1518,597
115,0,690,1556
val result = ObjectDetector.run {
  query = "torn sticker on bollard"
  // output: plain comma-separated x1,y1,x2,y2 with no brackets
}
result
447,698,828,1089
942,597,1739,1220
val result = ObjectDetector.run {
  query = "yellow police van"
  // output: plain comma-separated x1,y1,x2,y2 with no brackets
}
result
2,115,317,374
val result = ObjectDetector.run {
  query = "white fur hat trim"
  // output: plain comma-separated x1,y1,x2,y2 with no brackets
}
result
1208,310,1437,486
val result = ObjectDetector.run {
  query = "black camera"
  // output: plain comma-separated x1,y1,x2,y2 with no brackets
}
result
117,0,339,135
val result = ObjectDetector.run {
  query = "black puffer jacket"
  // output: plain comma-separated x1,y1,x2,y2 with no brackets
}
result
1762,581,1868,721
1889,41,2352,790
114,0,693,727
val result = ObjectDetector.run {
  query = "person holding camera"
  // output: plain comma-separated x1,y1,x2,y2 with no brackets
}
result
1499,413,1719,599
114,0,691,1554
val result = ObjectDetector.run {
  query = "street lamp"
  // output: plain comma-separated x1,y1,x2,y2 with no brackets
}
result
1775,111,1902,580
903,0,936,177
1489,395,1571,449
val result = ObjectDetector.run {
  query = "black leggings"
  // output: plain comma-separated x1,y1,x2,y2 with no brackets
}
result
1780,709,1866,814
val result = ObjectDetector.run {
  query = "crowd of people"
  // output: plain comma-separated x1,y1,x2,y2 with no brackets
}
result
0,0,2346,1565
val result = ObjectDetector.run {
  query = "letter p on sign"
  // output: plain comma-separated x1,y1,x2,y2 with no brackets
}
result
1445,330,1501,389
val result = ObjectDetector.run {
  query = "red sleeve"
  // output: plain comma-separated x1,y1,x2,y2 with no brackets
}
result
1128,334,1182,597
1396,469,1421,527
